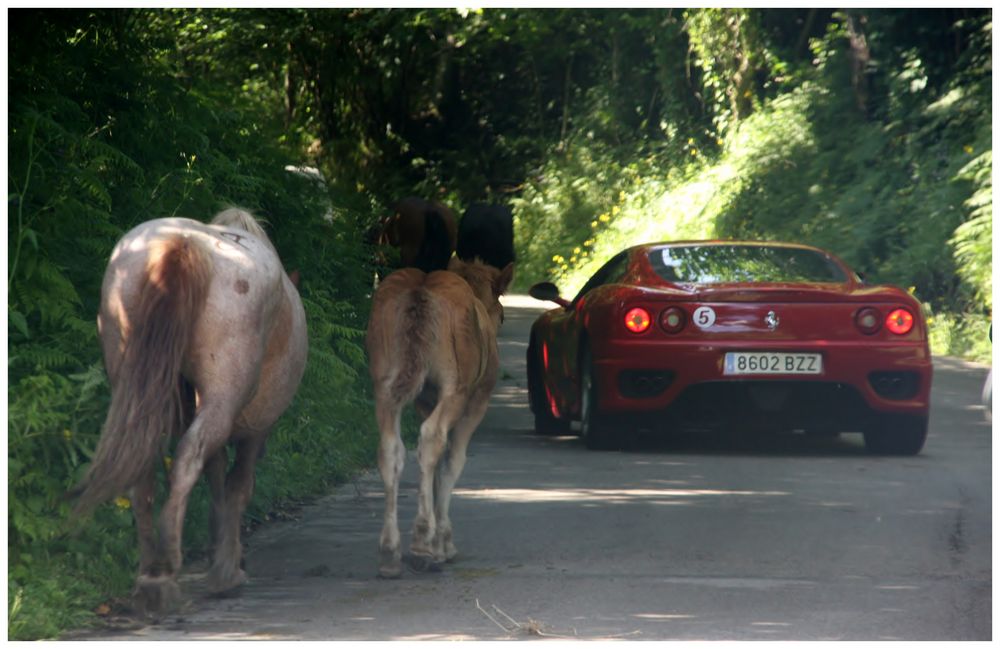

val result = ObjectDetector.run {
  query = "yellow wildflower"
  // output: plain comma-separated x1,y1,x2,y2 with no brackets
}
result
599,214,610,223
690,148,698,156
164,456,173,471
573,247,581,254
561,264,569,271
591,220,599,228
63,429,73,441
964,145,974,154
115,497,131,510
619,191,626,201
612,206,620,215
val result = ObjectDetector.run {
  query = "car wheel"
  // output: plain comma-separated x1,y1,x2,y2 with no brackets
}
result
863,413,928,455
527,338,571,435
580,347,618,451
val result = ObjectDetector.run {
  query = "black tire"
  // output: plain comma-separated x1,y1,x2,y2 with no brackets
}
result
527,337,571,435
579,347,619,450
863,413,928,455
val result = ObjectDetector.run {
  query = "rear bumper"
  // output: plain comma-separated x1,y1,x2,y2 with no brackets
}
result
593,338,932,419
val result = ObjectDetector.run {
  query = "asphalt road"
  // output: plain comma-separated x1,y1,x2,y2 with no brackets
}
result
75,296,992,641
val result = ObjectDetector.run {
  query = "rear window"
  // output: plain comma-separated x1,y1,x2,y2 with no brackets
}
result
649,245,848,284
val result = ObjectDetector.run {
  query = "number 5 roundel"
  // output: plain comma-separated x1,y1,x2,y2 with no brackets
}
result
693,306,716,329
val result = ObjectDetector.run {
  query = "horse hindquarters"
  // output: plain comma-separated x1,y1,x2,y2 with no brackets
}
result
76,233,212,614
75,234,212,516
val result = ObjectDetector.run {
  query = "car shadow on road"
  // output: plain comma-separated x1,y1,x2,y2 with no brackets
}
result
639,426,875,457
524,427,874,458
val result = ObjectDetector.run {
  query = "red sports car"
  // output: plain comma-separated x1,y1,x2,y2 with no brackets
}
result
526,240,932,454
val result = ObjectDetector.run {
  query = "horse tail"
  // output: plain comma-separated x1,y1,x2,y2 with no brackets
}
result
388,286,438,404
414,210,453,273
72,235,212,516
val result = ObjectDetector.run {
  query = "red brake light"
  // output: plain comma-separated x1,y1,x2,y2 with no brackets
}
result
885,308,914,335
659,306,686,334
624,307,652,333
855,307,882,335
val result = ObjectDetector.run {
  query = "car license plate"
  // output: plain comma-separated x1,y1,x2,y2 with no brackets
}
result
724,352,822,376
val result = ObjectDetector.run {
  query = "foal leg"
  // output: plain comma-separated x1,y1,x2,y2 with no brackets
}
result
410,392,466,569
433,395,489,563
207,434,264,594
376,399,406,578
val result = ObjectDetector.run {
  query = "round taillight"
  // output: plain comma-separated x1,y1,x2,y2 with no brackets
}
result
624,307,652,333
659,306,686,334
885,308,915,335
855,307,882,335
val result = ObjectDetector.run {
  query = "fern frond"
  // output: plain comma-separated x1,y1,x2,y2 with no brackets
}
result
10,344,79,371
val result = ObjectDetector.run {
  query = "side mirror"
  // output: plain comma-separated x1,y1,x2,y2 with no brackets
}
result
529,281,571,309
855,271,867,285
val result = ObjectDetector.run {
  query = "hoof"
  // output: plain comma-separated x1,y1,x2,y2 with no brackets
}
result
207,567,248,597
133,575,182,618
378,547,402,579
406,553,444,573
377,567,403,580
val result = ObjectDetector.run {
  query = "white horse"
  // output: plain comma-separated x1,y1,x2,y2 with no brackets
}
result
72,208,308,615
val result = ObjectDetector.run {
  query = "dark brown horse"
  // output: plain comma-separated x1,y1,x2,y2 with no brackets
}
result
72,208,308,615
371,197,458,274
366,257,513,577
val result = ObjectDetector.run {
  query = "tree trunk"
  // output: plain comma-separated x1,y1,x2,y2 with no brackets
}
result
559,54,573,149
284,42,296,129
728,11,754,122
845,10,872,118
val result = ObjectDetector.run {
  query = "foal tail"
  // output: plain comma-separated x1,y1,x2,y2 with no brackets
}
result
72,235,212,516
388,287,438,403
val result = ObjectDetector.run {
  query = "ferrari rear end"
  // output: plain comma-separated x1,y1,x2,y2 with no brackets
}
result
592,243,932,454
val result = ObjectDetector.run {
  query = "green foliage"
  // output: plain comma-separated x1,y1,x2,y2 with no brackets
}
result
950,151,992,311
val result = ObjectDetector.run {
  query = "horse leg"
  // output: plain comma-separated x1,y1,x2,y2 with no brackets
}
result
433,395,489,563
207,435,264,594
205,446,228,563
410,391,466,569
376,399,406,578
131,467,157,577
135,404,233,614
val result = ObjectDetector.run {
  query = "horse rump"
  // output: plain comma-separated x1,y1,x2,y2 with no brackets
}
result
366,268,440,405
71,234,212,515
